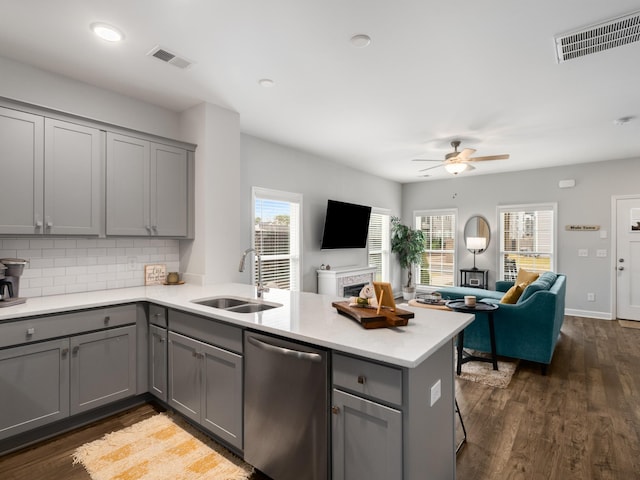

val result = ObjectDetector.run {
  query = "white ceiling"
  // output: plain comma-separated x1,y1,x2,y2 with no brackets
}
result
1,1,639,183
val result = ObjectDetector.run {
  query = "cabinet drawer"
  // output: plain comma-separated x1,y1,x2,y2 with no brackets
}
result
149,304,167,327
0,304,137,349
332,353,402,406
168,309,243,354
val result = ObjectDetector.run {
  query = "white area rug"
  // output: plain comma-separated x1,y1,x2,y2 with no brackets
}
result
455,350,519,388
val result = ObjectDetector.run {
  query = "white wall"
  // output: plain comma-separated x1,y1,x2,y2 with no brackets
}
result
0,56,181,140
402,157,640,318
240,134,403,293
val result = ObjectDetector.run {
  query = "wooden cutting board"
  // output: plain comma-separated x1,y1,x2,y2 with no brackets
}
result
332,301,414,329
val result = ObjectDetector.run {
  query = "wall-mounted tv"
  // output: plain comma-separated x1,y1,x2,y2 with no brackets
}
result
320,199,372,249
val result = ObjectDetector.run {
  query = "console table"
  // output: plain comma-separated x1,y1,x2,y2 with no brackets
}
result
459,268,488,289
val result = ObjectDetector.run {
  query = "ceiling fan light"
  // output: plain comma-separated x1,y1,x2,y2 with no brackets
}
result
444,163,468,174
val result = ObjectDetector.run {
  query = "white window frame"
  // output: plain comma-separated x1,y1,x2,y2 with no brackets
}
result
367,208,391,282
497,203,557,281
251,187,303,291
414,208,458,288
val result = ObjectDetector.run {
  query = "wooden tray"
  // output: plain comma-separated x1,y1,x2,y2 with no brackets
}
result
332,301,414,329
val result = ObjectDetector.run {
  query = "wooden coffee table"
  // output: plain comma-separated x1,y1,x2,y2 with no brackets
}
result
445,300,499,375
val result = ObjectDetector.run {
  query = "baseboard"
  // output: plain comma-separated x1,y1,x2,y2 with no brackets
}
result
565,308,613,320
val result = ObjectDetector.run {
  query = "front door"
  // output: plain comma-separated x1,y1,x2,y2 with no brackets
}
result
615,196,640,321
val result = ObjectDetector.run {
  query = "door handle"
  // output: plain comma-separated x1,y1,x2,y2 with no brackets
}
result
619,266,624,271
247,336,323,363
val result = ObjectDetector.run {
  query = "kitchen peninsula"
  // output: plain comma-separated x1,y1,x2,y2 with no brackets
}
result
0,284,473,479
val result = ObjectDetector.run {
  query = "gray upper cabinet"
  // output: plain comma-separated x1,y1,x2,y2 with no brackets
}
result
107,132,188,237
0,107,102,235
0,107,44,234
44,119,102,235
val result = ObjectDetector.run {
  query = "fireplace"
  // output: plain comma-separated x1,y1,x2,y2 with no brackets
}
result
317,265,376,297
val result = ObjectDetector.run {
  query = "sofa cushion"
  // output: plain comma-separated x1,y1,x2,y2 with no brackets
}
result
516,268,539,286
519,271,558,302
500,283,525,304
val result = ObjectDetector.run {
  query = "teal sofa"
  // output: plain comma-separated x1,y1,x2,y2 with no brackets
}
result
435,272,566,373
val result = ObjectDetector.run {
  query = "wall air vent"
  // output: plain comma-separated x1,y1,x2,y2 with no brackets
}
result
147,45,194,69
554,10,640,63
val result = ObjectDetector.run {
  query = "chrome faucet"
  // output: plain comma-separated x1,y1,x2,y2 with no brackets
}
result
239,248,269,297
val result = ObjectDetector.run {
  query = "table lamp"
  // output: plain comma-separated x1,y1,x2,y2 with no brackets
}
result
467,237,487,270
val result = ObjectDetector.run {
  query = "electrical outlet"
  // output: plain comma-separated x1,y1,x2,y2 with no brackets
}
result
596,249,607,257
127,257,137,271
578,249,588,257
587,293,595,302
430,379,441,406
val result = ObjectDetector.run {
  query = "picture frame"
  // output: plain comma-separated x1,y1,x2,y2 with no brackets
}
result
373,281,396,311
144,264,167,286
469,278,481,287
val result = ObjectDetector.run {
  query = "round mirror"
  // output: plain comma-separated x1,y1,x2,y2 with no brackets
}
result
464,216,490,253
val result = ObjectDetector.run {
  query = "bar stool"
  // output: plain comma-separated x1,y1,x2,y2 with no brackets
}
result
455,398,467,453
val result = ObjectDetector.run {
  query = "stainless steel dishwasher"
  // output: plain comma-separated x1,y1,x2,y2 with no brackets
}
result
244,331,329,480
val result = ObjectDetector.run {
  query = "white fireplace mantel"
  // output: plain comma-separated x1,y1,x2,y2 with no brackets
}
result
317,265,376,297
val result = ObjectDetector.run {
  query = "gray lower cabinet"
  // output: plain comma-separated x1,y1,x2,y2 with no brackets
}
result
149,324,168,402
332,353,403,480
0,338,70,440
168,330,243,450
69,325,137,415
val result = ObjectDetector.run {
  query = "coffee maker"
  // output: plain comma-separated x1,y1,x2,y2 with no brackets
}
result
0,258,28,307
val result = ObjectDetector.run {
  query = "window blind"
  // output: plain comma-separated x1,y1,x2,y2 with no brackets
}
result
415,211,456,287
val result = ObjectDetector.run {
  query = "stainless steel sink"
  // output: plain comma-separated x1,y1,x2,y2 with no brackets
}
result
195,297,247,309
226,303,278,313
192,296,281,313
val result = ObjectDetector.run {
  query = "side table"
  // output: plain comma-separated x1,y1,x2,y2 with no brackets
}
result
446,300,499,374
459,268,488,289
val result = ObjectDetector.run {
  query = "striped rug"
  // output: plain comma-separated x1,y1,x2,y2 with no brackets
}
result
72,413,253,480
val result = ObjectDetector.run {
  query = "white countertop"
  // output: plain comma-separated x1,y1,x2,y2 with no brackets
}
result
0,284,474,368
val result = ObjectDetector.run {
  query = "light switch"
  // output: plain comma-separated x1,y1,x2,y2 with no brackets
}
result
578,249,588,257
430,379,441,406
600,230,608,239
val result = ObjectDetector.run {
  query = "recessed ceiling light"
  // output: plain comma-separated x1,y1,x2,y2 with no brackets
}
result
258,78,275,87
91,23,124,42
350,34,371,48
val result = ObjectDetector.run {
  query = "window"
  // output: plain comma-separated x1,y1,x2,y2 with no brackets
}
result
367,209,390,282
498,203,556,281
252,187,302,291
415,210,457,287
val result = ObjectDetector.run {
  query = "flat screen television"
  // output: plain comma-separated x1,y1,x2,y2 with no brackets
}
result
320,200,372,249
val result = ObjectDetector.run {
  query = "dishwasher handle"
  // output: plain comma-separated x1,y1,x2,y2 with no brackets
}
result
247,336,322,363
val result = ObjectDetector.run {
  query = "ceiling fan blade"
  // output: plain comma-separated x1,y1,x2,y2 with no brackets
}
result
466,154,510,162
457,148,476,161
411,158,441,162
419,163,444,172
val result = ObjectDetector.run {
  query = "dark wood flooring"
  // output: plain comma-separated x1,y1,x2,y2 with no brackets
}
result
1,316,638,479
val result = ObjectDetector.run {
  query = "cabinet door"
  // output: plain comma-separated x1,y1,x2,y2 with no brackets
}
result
69,325,137,415
0,338,69,440
0,107,44,234
201,341,243,449
332,389,402,480
167,331,201,423
106,132,150,236
151,142,188,237
44,119,102,235
149,324,167,402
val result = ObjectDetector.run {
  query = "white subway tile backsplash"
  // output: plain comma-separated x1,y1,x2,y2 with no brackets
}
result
0,236,180,299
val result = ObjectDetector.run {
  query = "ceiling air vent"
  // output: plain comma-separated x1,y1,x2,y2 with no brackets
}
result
554,10,640,63
147,45,193,69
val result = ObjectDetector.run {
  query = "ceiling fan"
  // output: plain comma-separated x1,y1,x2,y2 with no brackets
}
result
413,140,509,175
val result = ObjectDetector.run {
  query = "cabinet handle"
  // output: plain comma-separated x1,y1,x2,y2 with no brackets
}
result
35,220,43,228
72,346,80,355
26,327,35,336
159,337,165,343
357,375,366,385
46,221,53,228
331,406,340,415
104,316,111,324
193,351,198,358
145,225,152,233
61,348,69,357
152,225,158,234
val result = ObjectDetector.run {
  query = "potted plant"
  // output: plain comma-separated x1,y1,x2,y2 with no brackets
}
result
391,216,426,300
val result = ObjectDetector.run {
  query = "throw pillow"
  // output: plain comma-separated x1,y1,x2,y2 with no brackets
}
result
500,282,525,304
516,268,539,286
